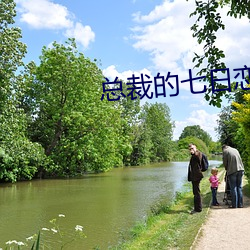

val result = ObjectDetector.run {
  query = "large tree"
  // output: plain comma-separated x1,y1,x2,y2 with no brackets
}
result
0,0,47,182
24,39,128,175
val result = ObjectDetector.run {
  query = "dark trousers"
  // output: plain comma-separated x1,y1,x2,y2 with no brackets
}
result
192,181,202,212
211,187,218,205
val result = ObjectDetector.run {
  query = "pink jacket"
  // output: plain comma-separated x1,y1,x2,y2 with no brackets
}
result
209,175,219,188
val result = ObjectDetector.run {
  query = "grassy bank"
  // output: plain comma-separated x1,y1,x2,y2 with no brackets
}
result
111,169,225,250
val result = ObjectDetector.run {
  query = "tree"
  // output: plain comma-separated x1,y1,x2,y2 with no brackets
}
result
189,0,250,107
129,122,153,165
232,93,250,176
115,81,140,165
24,39,127,175
136,102,174,163
216,106,239,146
0,0,47,182
179,125,212,146
178,136,209,156
209,141,222,155
0,0,27,108
216,77,250,148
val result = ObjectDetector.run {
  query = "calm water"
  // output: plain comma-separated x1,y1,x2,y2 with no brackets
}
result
0,160,221,249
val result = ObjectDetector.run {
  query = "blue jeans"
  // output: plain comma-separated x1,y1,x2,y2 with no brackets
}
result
211,187,218,205
228,170,244,208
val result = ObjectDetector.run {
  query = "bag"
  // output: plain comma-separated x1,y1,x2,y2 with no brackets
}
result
200,153,209,172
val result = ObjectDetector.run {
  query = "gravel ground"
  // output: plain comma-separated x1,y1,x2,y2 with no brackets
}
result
192,174,250,250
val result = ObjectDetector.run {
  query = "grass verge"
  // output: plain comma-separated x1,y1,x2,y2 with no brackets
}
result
111,170,225,250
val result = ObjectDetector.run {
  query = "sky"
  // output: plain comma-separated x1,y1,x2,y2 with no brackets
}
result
14,0,250,141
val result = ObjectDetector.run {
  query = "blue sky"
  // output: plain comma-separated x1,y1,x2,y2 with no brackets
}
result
14,0,250,141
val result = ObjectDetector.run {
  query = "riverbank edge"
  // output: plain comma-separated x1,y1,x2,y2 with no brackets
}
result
110,168,226,250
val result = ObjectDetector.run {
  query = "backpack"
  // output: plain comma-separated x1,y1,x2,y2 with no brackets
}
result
200,153,209,172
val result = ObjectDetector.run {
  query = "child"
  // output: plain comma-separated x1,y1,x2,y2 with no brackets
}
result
209,168,220,206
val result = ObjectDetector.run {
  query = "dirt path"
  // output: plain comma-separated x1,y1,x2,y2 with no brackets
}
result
192,174,250,250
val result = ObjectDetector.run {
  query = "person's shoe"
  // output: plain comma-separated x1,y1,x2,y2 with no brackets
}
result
212,203,220,206
228,205,236,208
238,205,243,208
190,209,201,214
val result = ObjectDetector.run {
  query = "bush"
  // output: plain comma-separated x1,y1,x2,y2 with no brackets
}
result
0,139,49,183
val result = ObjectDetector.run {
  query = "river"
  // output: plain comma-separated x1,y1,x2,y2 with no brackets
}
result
0,159,222,249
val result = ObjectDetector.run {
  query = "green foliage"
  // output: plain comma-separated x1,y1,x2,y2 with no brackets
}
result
24,39,127,175
114,80,140,166
189,0,226,107
129,122,153,165
179,125,212,146
178,136,209,155
0,108,50,182
172,148,190,161
31,231,40,250
143,102,174,162
0,0,48,182
0,0,27,108
168,141,189,161
130,102,174,164
209,141,222,154
231,93,250,177
216,106,239,147
216,76,250,178
220,0,250,19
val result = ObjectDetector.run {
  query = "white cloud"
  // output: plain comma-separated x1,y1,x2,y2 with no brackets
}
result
173,110,219,141
16,0,73,29
65,22,95,48
214,7,250,70
102,65,154,106
131,0,197,76
16,0,95,48
102,65,152,82
131,0,250,87
132,1,174,23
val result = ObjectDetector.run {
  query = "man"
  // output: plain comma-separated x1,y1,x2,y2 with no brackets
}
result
222,144,244,208
188,143,204,214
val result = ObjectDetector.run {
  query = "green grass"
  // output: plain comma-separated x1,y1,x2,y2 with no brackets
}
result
111,170,225,250
243,177,250,197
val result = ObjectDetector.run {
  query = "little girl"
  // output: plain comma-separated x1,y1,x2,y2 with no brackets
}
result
209,168,220,206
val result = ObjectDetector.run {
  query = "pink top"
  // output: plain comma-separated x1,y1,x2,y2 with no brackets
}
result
209,175,219,188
